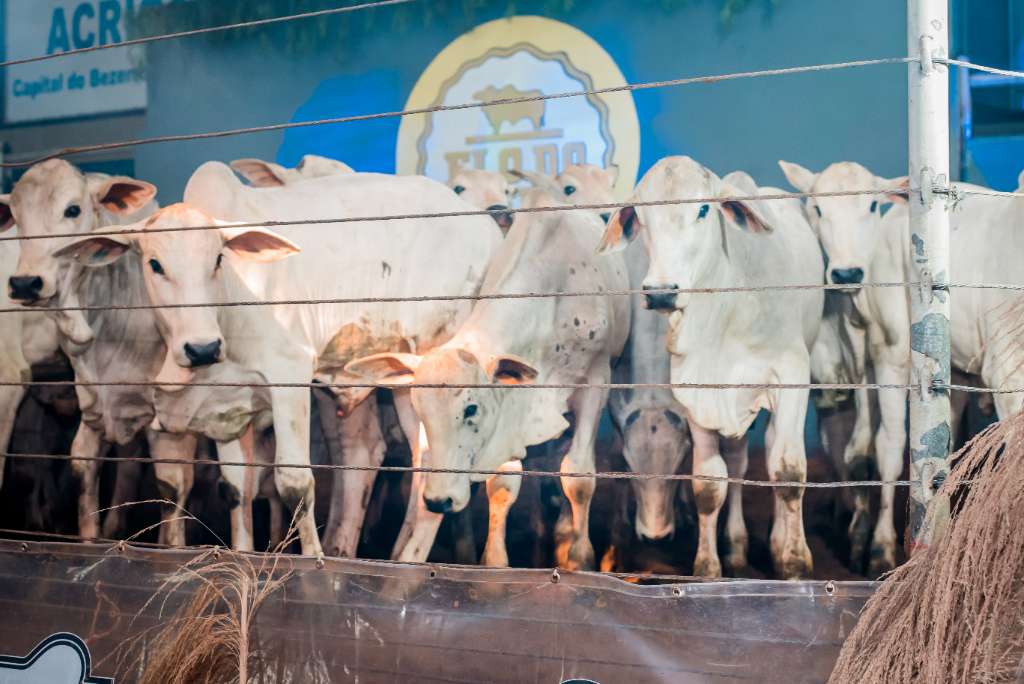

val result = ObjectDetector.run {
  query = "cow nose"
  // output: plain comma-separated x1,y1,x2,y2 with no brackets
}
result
183,340,222,367
831,267,865,285
424,496,454,515
8,275,43,301
642,284,678,311
486,204,514,230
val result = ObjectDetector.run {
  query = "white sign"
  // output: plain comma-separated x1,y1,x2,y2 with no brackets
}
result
3,1,189,123
397,16,640,198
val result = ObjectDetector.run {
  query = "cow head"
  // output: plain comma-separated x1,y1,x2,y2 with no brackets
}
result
611,395,690,541
449,169,515,233
3,159,155,304
347,348,538,514
55,203,299,378
556,163,618,221
598,156,775,312
779,160,908,292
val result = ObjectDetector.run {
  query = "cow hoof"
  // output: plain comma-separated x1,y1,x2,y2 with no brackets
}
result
693,554,722,579
724,535,748,571
867,544,896,578
775,543,813,580
558,539,595,571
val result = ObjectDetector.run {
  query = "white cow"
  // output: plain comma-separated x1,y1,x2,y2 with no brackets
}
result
448,169,515,234
230,155,354,187
65,164,503,560
348,184,630,570
521,164,695,565
599,156,824,579
779,160,913,574
1,159,209,546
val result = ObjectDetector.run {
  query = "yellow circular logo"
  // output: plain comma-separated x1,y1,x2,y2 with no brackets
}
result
396,16,640,198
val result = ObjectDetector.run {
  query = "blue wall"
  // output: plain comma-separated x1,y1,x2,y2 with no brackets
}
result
137,0,908,201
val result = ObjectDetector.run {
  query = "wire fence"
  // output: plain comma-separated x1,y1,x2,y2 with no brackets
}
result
0,7,1023,569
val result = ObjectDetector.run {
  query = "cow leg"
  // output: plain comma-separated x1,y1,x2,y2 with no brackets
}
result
216,430,262,553
328,395,386,558
767,383,813,580
268,382,322,557
101,440,146,540
868,353,908,577
391,390,444,562
481,460,522,567
844,387,874,571
313,390,346,553
261,473,285,550
0,385,25,492
148,430,197,547
721,434,749,571
689,422,727,578
949,369,971,449
70,422,107,540
555,372,606,571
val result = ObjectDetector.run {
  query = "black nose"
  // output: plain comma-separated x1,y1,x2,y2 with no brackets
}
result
486,204,513,230
642,285,678,311
831,267,865,285
8,275,43,301
424,496,454,515
183,340,222,367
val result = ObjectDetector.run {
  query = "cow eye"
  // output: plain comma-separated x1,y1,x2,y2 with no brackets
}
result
624,410,640,429
563,185,577,196
148,258,165,276
697,204,710,220
64,204,81,219
870,200,879,213
215,253,224,271
463,404,478,420
453,185,466,195
814,205,822,217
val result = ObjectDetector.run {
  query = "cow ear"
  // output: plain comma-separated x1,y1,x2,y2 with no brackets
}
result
598,206,639,254
717,184,774,234
53,232,133,267
221,227,300,262
878,175,909,204
345,353,422,385
93,177,156,215
778,160,818,194
486,355,538,385
230,159,287,187
0,194,13,232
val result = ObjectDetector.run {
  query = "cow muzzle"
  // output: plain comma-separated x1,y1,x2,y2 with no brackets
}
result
183,339,224,367
424,496,455,515
642,284,678,311
486,204,514,231
636,513,675,542
830,267,864,287
8,275,44,302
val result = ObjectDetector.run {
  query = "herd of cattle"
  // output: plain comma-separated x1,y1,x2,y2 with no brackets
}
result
0,151,1020,580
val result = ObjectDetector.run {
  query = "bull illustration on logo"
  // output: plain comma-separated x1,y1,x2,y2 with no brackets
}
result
473,85,545,134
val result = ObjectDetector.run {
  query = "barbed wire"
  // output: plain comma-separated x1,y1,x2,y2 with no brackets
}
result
0,451,945,489
1,57,915,168
0,187,906,243
0,0,420,70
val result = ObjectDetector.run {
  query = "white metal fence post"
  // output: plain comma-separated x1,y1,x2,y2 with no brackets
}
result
906,0,952,553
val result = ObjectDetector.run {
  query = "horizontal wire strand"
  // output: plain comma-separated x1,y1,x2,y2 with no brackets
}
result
1,57,914,168
0,451,938,489
5,279,1024,316
0,187,904,243
0,281,916,315
0,0,420,70
0,379,916,390
942,57,1024,80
